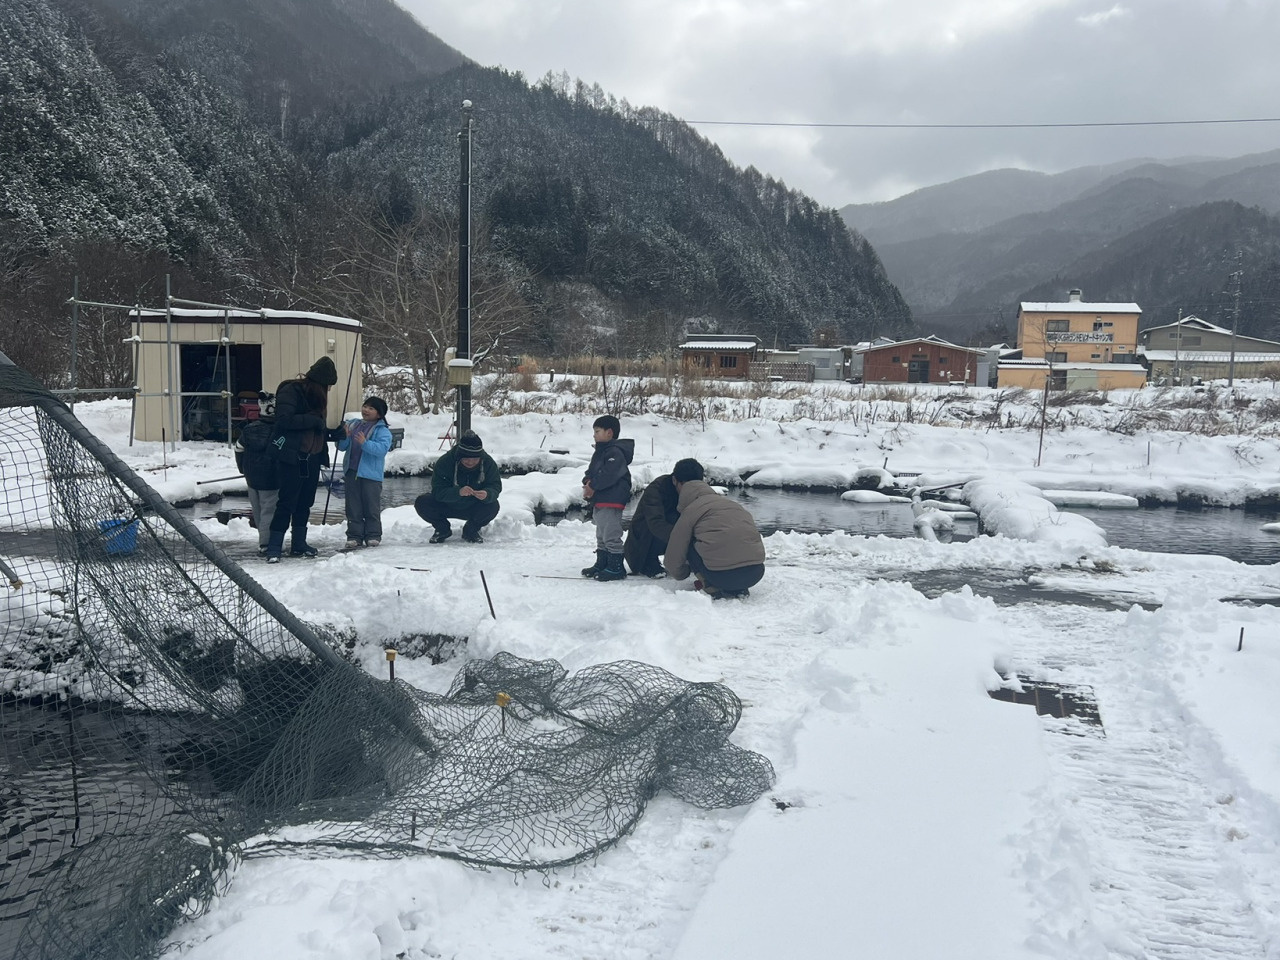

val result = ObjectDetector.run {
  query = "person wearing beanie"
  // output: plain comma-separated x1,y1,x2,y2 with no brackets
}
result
336,396,393,549
306,356,338,386
414,429,501,543
623,457,703,578
581,415,634,581
263,358,345,562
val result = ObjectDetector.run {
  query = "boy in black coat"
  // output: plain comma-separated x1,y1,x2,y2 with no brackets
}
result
623,458,704,577
581,415,634,581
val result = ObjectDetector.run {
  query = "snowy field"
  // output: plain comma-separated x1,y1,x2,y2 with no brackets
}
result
31,381,1280,958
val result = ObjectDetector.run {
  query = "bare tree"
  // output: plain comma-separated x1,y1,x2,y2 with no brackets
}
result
301,202,533,412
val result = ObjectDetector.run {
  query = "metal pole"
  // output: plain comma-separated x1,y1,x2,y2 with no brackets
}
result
1173,308,1181,385
165,275,178,450
1229,258,1242,387
221,309,233,447
70,276,79,409
456,99,473,435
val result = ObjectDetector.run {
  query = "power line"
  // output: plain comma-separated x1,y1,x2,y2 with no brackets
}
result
665,117,1280,130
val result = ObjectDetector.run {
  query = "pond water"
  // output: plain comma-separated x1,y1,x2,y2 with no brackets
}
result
184,477,1280,565
1061,504,1280,565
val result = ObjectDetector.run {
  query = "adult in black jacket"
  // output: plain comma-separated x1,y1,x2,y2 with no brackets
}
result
264,356,341,562
414,430,502,543
623,458,704,577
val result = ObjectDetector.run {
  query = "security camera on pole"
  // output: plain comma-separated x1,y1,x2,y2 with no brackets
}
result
450,99,474,435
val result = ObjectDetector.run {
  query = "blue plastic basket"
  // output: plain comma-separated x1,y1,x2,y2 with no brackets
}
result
98,517,138,555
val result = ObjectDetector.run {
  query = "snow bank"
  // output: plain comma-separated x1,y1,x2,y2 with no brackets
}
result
964,478,1109,551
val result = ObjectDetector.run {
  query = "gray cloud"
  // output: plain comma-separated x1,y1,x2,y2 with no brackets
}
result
400,0,1280,206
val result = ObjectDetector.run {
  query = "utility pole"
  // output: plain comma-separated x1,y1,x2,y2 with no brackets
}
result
1228,254,1242,387
1173,308,1181,385
453,99,474,435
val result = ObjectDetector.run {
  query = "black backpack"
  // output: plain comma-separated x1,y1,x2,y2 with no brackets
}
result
239,418,273,454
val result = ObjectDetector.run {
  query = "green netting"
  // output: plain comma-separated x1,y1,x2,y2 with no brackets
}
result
0,355,774,960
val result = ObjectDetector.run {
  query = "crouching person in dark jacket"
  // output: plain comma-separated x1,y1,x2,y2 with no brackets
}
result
415,430,501,543
664,466,766,599
623,458,703,577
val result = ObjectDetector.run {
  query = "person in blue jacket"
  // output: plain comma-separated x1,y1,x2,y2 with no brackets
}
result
336,396,393,548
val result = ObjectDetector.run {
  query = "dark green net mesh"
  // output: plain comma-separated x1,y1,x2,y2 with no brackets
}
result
0,357,774,960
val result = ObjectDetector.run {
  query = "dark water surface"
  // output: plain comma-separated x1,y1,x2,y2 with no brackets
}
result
1063,504,1280,565
183,478,1280,564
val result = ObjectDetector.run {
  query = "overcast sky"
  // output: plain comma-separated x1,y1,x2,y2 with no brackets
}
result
399,0,1280,209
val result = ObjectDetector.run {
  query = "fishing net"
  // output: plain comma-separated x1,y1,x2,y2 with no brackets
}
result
0,355,774,960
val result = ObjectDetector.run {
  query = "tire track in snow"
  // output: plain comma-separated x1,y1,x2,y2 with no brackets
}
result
998,604,1278,960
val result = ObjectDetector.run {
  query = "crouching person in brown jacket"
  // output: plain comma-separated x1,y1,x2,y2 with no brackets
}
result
664,465,766,599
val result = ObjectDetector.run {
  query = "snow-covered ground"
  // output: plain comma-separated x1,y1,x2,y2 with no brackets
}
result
20,380,1280,959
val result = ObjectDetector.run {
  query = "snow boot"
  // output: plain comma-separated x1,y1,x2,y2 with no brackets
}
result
596,551,627,582
264,529,285,563
581,549,607,578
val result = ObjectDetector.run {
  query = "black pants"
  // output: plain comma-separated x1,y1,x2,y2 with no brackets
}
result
413,494,500,534
688,544,765,592
270,453,323,542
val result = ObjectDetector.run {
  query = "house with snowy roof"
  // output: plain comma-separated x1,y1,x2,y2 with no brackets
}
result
678,334,760,380
861,335,983,385
1000,289,1147,391
1137,316,1280,382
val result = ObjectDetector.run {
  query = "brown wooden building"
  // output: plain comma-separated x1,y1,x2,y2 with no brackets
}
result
861,336,982,385
678,335,760,380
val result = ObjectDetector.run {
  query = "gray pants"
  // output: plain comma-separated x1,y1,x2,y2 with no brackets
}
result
344,474,384,542
593,506,624,555
247,487,279,548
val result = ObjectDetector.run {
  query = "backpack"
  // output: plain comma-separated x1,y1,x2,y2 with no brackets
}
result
239,418,273,454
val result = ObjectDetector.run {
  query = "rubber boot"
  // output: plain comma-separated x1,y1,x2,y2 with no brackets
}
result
596,551,627,582
290,526,318,557
264,529,285,563
581,549,607,578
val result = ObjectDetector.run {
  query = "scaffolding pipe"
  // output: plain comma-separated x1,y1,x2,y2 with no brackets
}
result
165,275,177,452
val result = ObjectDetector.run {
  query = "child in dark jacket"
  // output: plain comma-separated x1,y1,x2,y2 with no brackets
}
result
233,413,278,553
581,415,634,581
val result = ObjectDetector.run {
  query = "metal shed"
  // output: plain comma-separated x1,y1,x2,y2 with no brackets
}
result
129,307,362,443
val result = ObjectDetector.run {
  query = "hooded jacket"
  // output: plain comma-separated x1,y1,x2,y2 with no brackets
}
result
664,480,766,580
268,378,334,464
623,474,679,574
582,437,635,508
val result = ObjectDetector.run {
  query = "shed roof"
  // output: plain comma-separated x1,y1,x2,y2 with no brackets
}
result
132,307,361,329
863,335,982,354
1140,349,1280,363
679,340,759,351
1019,301,1141,314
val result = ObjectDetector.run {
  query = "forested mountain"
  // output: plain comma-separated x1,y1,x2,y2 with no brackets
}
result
839,151,1280,344
0,0,910,393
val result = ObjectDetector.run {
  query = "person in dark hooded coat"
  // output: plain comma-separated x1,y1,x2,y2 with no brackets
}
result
623,458,703,577
264,356,342,562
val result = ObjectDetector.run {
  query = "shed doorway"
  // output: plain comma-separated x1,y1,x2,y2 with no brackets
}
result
908,358,930,383
179,344,263,441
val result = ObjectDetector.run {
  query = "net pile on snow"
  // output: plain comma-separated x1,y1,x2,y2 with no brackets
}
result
0,356,774,960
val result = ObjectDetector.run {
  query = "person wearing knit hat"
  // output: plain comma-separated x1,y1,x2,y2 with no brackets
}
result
306,356,338,386
414,429,501,543
337,397,393,549
262,357,344,562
